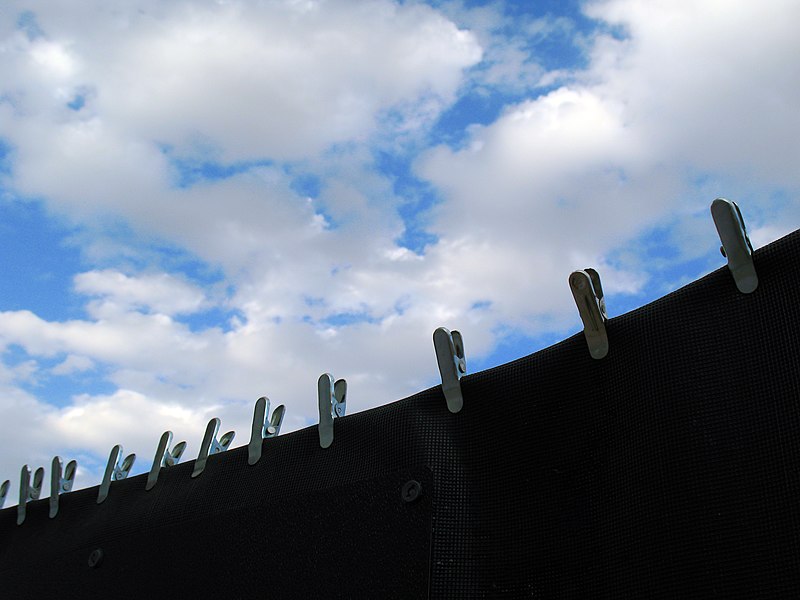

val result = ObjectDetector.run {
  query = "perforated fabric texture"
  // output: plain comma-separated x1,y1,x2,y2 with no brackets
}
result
1,229,799,598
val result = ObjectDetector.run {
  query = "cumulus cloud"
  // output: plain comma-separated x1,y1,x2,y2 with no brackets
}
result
583,0,800,187
50,353,94,375
75,269,207,315
0,0,482,271
414,86,666,327
0,0,481,161
416,0,800,329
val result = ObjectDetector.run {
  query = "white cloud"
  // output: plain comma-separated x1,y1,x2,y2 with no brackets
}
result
583,0,800,187
51,354,95,375
0,0,481,161
415,0,800,330
430,1,575,94
0,1,482,285
74,269,207,316
47,389,209,463
0,386,61,506
749,223,798,251
414,86,661,328
0,386,221,504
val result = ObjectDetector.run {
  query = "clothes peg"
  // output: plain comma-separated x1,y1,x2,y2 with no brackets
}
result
97,445,135,504
248,396,286,465
49,456,77,518
569,268,609,359
318,374,347,449
711,198,758,293
191,418,235,478
146,431,187,491
17,465,44,525
433,327,466,413
0,479,9,509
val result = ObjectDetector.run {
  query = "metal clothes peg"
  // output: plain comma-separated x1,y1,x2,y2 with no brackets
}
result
97,445,136,504
248,396,286,465
318,374,347,449
49,456,77,518
433,327,466,413
0,479,9,509
17,465,44,525
711,198,758,293
146,431,187,491
569,268,609,359
191,418,235,478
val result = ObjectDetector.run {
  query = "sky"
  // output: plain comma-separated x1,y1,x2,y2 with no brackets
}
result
1,0,799,504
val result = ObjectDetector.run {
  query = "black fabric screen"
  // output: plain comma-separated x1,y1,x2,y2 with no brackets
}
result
1,229,799,598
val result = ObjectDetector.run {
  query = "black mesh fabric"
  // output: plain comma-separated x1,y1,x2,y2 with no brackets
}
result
1,229,800,598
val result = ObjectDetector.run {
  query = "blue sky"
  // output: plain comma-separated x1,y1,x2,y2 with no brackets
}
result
1,0,799,502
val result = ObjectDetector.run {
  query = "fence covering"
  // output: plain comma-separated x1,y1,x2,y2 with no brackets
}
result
2,229,799,598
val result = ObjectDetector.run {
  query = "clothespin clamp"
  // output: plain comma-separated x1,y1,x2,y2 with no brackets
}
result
0,479,9,509
49,456,77,518
318,374,347,449
17,465,44,525
146,431,187,491
711,198,758,294
191,418,235,478
248,396,286,465
569,268,609,359
433,327,466,413
97,445,136,504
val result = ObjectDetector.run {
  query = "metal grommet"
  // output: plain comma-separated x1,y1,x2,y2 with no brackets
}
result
88,548,104,568
401,480,422,503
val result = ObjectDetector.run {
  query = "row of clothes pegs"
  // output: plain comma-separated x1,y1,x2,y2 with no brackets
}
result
567,197,757,361
433,197,757,410
4,398,284,524
1,198,756,524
